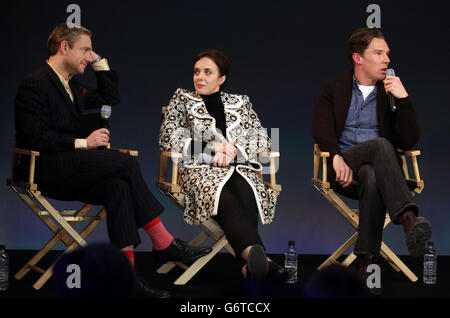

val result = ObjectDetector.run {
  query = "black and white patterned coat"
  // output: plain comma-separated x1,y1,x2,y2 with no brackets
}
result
159,88,278,226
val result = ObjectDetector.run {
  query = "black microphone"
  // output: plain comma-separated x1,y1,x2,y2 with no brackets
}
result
386,68,397,112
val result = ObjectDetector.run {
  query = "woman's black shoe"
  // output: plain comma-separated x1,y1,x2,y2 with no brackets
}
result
246,245,268,279
267,260,290,281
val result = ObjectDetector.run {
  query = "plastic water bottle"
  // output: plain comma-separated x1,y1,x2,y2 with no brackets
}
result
0,245,9,291
284,240,298,284
423,241,437,285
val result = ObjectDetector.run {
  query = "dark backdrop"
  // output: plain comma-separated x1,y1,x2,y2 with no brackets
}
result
1,0,449,255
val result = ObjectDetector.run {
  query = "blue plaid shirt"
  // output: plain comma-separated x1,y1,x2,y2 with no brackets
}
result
338,76,381,153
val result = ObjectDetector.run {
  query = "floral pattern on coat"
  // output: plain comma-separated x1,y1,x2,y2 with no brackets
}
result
159,88,278,226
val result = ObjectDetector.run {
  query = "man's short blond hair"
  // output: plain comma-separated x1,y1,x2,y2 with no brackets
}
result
47,23,92,56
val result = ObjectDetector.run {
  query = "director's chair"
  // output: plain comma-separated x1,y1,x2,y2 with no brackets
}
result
311,144,424,282
155,106,282,285
7,144,138,290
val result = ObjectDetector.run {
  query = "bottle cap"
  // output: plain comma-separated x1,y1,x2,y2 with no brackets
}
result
0,245,5,250
288,240,295,246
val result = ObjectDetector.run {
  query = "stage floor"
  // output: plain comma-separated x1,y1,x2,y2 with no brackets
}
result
0,250,448,300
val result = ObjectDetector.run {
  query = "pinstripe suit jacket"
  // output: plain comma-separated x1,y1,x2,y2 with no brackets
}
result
14,62,120,184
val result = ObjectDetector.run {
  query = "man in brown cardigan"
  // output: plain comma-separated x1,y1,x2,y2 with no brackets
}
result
312,28,431,274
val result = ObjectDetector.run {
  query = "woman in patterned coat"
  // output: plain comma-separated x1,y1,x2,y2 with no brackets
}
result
159,49,285,280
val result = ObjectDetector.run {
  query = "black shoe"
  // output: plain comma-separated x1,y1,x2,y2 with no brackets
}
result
153,238,212,264
267,260,290,281
135,276,171,298
246,245,268,279
402,212,432,257
354,255,382,296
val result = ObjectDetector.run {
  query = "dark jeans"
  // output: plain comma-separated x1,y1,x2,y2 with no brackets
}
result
328,138,418,256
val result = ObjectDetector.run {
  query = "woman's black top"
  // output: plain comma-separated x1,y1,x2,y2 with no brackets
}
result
201,91,226,136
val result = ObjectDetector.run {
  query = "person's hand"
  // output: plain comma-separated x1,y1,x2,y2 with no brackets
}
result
332,155,353,188
383,76,408,99
213,142,237,159
86,128,110,149
212,152,234,167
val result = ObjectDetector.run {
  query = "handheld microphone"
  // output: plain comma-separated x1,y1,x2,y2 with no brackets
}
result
386,68,397,112
101,105,112,129
100,105,111,149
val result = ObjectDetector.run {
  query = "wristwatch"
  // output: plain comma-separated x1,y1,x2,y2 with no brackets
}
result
94,54,102,63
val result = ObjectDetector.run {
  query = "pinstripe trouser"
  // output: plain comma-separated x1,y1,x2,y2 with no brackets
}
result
38,149,165,249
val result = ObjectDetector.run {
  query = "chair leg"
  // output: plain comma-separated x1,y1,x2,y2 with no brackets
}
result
380,242,418,282
173,235,229,285
318,232,358,270
341,252,358,267
32,208,106,290
15,231,67,280
157,221,235,283
157,231,210,274
16,193,72,246
35,194,87,247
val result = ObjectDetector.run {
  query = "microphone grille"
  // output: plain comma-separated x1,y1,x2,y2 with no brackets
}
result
386,68,395,76
101,105,112,119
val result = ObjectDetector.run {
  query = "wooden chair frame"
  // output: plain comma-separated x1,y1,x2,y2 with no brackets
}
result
156,107,282,285
311,144,424,282
7,145,138,290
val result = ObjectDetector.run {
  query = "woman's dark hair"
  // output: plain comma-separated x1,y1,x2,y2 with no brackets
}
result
194,49,230,88
347,28,384,64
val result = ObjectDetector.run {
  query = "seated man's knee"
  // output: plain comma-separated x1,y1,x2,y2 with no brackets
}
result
104,177,130,194
120,155,140,174
369,137,394,154
358,164,376,187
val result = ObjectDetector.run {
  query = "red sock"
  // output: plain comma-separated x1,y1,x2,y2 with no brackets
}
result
122,249,135,269
143,217,174,251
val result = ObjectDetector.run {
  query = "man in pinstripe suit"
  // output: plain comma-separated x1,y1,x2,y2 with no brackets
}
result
14,24,211,298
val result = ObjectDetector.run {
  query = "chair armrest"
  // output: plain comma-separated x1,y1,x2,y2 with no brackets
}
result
260,151,280,158
258,151,282,193
157,151,182,193
14,147,40,157
10,147,40,186
397,149,423,193
312,144,330,189
161,151,183,159
398,149,421,157
108,148,139,157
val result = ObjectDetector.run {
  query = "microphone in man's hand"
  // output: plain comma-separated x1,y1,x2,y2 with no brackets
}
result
101,105,112,129
386,68,397,112
100,105,111,149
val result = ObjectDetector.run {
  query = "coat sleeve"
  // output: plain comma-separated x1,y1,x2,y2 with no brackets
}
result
241,95,271,159
159,88,192,156
14,77,75,153
312,81,343,159
390,96,420,150
81,70,120,109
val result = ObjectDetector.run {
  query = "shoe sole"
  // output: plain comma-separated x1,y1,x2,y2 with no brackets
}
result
154,247,212,265
406,217,432,257
247,245,268,279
